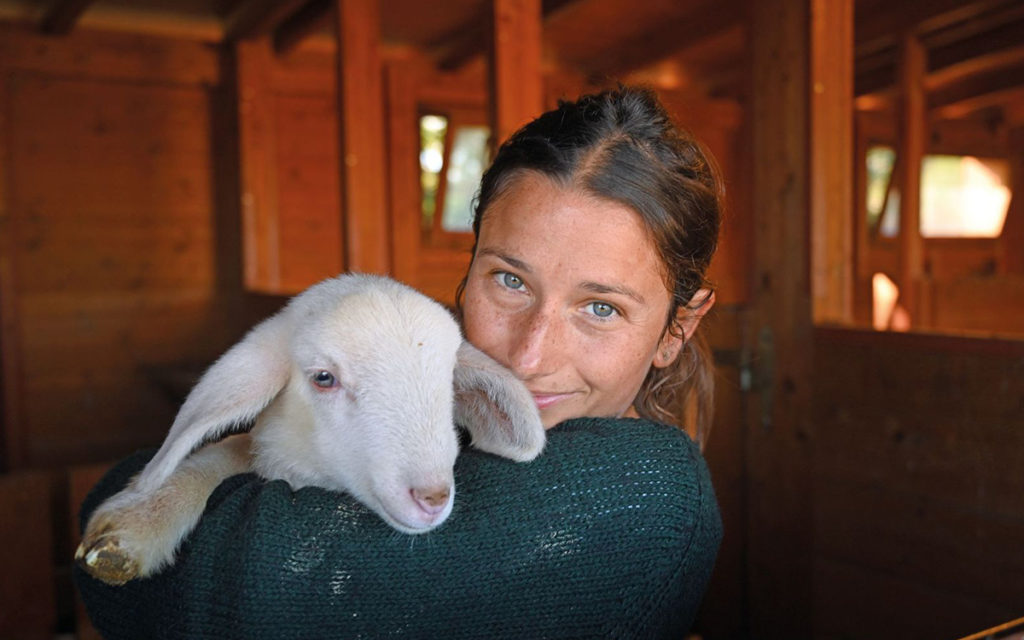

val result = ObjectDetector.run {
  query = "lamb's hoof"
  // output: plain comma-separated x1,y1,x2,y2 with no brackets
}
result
75,536,139,586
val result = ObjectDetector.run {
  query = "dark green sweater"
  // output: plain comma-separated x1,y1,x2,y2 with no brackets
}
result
75,417,721,639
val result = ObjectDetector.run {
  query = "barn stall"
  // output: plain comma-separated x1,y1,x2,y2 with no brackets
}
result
0,0,1021,638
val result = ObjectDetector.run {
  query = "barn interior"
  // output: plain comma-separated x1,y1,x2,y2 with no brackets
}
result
0,0,1022,638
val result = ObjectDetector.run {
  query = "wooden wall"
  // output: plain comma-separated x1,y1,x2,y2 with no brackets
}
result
0,25,283,637
813,328,1024,639
0,26,285,471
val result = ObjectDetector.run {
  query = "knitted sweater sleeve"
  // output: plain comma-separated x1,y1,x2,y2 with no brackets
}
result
75,417,722,639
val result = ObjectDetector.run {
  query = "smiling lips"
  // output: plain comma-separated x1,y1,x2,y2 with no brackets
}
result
530,391,575,410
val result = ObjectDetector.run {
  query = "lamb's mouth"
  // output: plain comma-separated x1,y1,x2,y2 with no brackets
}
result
373,497,443,535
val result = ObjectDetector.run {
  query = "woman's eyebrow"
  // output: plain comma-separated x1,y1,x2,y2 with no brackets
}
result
580,281,647,305
476,248,532,273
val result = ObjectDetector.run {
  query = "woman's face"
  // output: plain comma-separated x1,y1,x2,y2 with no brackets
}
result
462,172,688,429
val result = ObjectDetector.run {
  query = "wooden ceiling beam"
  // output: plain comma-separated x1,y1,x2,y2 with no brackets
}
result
928,13,1024,69
40,0,95,35
931,87,1024,121
929,56,1024,112
856,0,1011,55
432,0,578,71
225,0,313,41
272,0,332,55
581,0,744,78
856,12,1024,98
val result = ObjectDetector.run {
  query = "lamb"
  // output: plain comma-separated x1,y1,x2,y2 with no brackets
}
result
75,274,545,586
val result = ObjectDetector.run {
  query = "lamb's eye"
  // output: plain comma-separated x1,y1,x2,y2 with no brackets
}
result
311,370,336,388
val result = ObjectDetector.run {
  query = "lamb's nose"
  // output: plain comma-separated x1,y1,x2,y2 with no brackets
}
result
411,486,451,515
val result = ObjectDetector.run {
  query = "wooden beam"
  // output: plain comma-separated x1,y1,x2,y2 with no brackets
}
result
39,0,94,35
997,126,1024,274
435,0,575,71
810,0,854,324
856,0,1008,54
0,73,26,471
856,12,1024,98
335,0,389,273
236,39,283,292
925,7,1024,63
897,33,927,326
488,0,544,146
224,0,312,41
747,0,814,635
928,53,1024,112
273,0,332,56
583,0,744,78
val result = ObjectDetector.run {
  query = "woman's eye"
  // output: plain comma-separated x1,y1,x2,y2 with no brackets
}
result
498,271,524,290
311,370,336,388
587,301,618,318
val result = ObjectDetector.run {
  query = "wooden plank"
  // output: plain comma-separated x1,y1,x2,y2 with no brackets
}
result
433,0,575,71
0,25,220,86
487,0,544,146
274,0,333,56
383,59,422,286
272,91,344,291
897,33,926,326
810,0,854,324
0,69,27,472
237,39,282,292
691,307,747,639
814,556,1013,640
584,0,744,78
225,0,311,41
998,126,1024,274
813,327,1024,637
0,471,56,638
746,0,814,636
856,0,1008,54
39,0,95,35
335,0,389,274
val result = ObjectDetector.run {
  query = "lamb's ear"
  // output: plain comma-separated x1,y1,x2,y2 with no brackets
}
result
453,342,545,462
133,313,293,493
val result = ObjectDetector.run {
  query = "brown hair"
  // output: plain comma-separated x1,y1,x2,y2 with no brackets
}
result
457,87,722,446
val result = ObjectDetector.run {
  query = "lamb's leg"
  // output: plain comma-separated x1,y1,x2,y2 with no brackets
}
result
76,433,252,585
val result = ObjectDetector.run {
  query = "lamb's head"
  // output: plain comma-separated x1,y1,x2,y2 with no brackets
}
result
268,278,465,533
132,274,545,536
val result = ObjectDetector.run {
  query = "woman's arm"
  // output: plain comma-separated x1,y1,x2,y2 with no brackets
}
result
75,418,722,640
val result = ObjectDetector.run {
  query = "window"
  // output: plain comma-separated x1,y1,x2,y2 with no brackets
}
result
418,112,490,236
864,146,1011,239
919,155,1010,238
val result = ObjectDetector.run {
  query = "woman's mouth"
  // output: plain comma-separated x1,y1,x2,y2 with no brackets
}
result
530,391,574,410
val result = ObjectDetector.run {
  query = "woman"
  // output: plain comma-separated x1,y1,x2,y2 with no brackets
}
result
76,86,723,639
460,86,718,443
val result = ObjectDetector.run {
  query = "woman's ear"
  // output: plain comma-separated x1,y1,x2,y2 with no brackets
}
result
653,289,715,368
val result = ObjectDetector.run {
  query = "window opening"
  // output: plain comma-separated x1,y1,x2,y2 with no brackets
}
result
440,125,489,233
920,155,1010,238
419,114,448,228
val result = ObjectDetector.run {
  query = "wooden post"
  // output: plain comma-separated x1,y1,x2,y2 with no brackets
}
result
897,33,926,327
487,0,544,148
0,72,26,471
810,0,853,324
335,0,389,274
384,59,420,286
747,0,814,636
236,39,282,292
998,126,1024,275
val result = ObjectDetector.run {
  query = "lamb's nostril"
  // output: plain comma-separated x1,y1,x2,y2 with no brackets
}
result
411,486,451,515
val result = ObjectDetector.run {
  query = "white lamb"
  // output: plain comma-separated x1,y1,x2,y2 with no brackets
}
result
75,274,545,585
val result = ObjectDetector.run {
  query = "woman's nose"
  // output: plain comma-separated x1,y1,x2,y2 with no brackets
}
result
506,306,563,377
